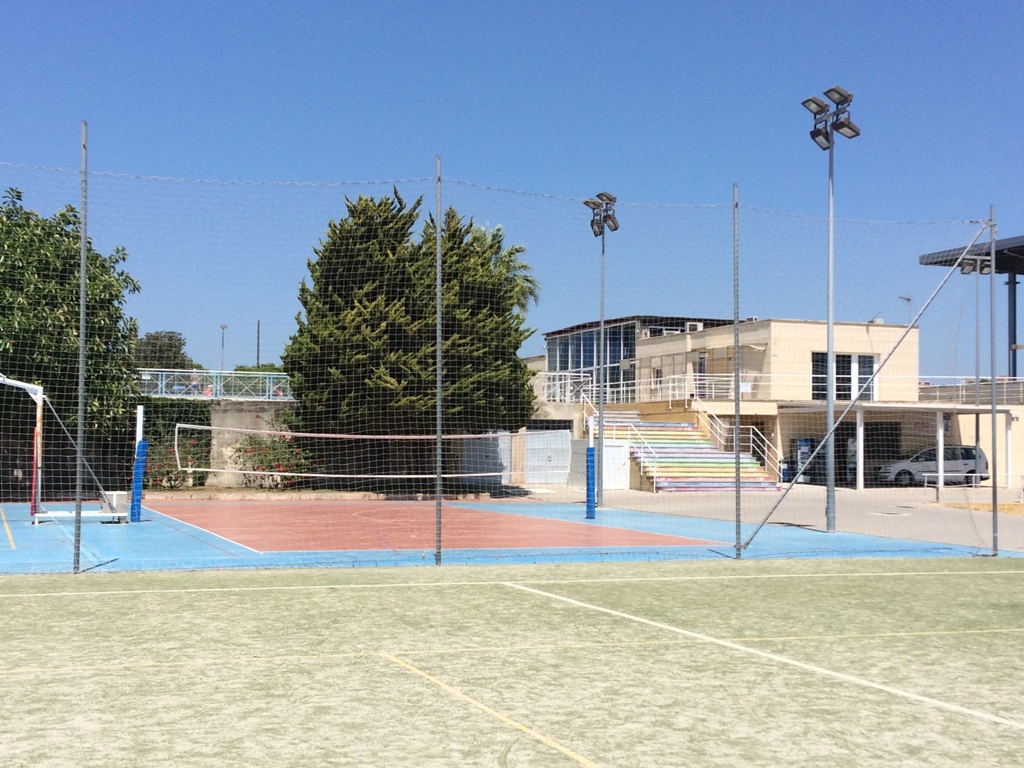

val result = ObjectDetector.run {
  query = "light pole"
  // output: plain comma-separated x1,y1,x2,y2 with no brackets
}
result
802,85,860,533
220,324,228,371
583,192,619,509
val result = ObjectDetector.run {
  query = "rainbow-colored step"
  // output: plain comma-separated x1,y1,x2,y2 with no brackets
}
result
601,421,779,492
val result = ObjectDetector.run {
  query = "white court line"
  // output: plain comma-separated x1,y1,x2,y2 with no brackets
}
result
1,567,1023,599
144,506,261,554
505,581,1024,732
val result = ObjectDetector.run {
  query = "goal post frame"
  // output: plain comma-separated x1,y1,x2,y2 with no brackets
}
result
0,374,45,515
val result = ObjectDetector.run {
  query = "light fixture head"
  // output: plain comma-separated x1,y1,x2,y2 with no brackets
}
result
801,96,829,116
833,116,861,139
960,260,976,275
604,211,619,232
824,85,853,106
590,217,604,237
595,191,617,204
980,260,993,275
810,125,832,150
583,198,602,210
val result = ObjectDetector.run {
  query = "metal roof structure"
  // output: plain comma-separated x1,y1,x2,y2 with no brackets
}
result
919,234,1024,377
918,234,1024,274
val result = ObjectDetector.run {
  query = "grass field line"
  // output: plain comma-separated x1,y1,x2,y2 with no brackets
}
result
3,566,1024,600
506,582,1024,733
382,651,602,768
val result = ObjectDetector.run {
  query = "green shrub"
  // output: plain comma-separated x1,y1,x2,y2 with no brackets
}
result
230,421,308,489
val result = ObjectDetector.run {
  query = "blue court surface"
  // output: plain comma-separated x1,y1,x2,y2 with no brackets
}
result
0,500,1017,575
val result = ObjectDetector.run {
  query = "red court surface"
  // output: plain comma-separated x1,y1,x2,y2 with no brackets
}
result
145,499,719,552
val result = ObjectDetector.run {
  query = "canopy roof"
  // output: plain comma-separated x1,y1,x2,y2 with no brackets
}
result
918,234,1024,274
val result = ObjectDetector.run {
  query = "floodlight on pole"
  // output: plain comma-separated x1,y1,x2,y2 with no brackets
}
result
810,126,832,150
833,116,861,139
801,96,829,116
220,324,228,371
824,85,853,106
803,84,860,534
582,191,618,513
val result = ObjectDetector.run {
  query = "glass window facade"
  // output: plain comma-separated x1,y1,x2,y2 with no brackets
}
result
812,353,877,401
546,321,638,402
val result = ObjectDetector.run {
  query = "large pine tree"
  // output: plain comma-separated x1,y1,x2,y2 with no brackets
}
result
282,191,537,482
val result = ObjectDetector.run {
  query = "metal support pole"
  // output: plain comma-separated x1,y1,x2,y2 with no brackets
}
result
989,206,999,556
732,184,742,559
74,121,87,574
825,131,836,532
1008,273,1018,378
597,228,606,508
804,86,858,533
435,155,443,565
583,192,617,510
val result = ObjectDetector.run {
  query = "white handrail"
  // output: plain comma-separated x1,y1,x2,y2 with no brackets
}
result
538,370,1024,407
691,395,783,480
604,422,660,491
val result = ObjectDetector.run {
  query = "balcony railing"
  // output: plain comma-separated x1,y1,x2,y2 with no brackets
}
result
536,371,1024,406
139,369,292,400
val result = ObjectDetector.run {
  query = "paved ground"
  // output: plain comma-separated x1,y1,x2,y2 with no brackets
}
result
524,483,1024,553
3,483,1020,574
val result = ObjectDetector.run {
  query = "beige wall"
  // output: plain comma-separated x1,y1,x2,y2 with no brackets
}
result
631,319,918,403
956,407,1022,489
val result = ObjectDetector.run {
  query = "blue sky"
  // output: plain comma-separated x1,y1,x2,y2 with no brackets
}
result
2,0,1023,375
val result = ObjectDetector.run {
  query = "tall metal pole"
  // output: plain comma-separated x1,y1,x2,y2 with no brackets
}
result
597,226,606,508
975,241,981,503
435,155,443,565
74,121,88,574
733,183,742,559
805,87,857,532
220,324,227,370
825,127,836,532
989,205,999,556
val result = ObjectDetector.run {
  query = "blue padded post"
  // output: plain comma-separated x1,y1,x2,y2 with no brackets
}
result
130,440,148,523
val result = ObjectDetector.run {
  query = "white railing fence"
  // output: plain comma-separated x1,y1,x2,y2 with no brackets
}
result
139,369,292,400
538,370,1024,407
602,422,660,490
690,396,783,480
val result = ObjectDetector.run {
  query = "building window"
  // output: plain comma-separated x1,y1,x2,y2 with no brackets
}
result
812,353,876,401
582,330,595,368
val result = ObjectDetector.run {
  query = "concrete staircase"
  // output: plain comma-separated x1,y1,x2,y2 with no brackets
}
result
602,421,779,492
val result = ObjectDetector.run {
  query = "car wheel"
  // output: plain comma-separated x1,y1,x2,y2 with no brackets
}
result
965,470,977,487
895,470,915,487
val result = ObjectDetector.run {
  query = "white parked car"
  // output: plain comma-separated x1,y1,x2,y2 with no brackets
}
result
876,445,988,487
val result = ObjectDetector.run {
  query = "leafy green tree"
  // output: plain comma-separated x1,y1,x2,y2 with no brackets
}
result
0,188,140,496
135,330,200,370
282,191,537,483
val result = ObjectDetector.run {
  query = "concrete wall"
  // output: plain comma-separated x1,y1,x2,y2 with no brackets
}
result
568,439,630,490
206,400,291,487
